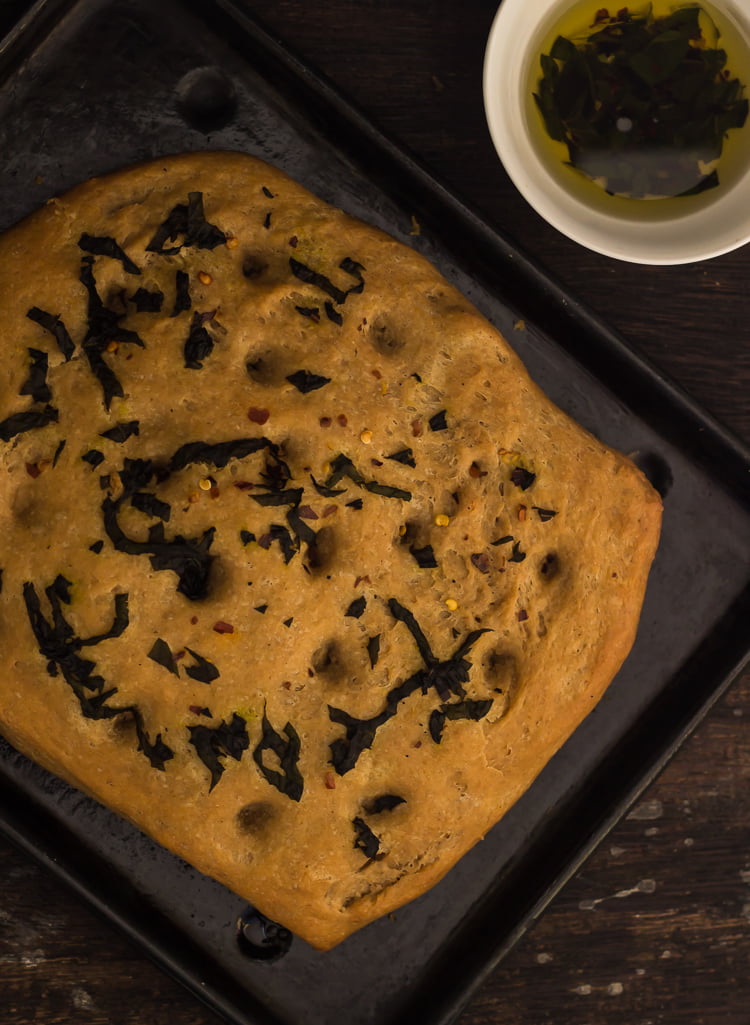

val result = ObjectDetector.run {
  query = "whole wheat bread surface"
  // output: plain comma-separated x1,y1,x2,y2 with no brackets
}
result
0,152,662,949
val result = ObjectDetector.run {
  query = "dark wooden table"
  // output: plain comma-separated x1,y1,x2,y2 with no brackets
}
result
1,2,748,1024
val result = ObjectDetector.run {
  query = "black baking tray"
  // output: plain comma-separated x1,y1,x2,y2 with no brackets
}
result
0,2,749,1024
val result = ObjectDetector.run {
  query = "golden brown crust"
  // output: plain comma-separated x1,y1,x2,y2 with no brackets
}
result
0,151,661,949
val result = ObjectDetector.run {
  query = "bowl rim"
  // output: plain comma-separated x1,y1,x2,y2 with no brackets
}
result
482,0,750,265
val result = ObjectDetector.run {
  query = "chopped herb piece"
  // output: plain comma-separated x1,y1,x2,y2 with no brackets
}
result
22,580,171,768
324,453,411,501
533,506,558,521
428,410,448,431
510,467,536,490
146,191,226,254
367,635,381,668
289,258,348,305
52,439,66,467
82,449,105,468
170,436,282,473
257,524,297,564
240,530,256,545
78,233,140,274
364,480,412,501
346,498,363,510
294,305,319,321
100,420,140,444
252,713,304,801
310,474,347,498
102,460,216,600
131,287,164,313
324,301,343,325
184,647,220,684
254,604,268,614
189,713,248,790
283,617,294,628
365,794,406,814
339,257,366,289
345,596,367,618
508,541,526,563
250,487,304,508
131,491,171,521
263,211,272,229
0,405,59,443
491,535,514,546
429,698,494,744
184,311,214,369
79,257,146,409
26,307,74,361
286,369,331,393
89,540,104,554
329,599,490,774
410,544,438,569
262,186,275,198
386,447,416,467
353,816,380,860
19,348,51,403
148,637,180,676
171,270,191,317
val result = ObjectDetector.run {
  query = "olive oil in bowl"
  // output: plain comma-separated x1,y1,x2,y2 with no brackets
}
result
526,0,750,217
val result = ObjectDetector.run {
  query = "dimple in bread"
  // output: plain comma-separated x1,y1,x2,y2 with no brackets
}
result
0,151,661,950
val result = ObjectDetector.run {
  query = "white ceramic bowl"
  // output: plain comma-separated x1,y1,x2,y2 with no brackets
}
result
483,0,750,264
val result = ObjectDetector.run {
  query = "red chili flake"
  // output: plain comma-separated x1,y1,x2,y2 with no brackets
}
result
354,574,371,587
322,504,337,517
189,705,212,717
411,419,423,437
324,771,336,790
282,680,292,690
413,740,422,749
258,533,273,549
190,615,199,625
470,552,491,573
213,620,235,634
469,461,487,479
233,481,255,491
298,505,319,520
173,649,186,661
289,235,298,247
517,609,528,622
248,406,270,425
371,368,382,380
210,486,220,499
371,458,383,467
517,504,527,521
25,462,43,479
337,413,348,427
319,416,332,428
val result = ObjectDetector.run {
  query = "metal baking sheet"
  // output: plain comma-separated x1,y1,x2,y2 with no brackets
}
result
0,2,748,1024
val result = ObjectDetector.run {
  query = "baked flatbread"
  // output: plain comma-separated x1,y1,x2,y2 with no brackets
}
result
0,152,661,949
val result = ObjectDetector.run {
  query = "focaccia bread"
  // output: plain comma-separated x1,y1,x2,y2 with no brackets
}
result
0,151,661,950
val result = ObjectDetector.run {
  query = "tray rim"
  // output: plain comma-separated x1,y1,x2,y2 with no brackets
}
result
0,2,748,1025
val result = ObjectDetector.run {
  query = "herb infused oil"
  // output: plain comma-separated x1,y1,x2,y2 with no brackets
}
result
528,1,750,207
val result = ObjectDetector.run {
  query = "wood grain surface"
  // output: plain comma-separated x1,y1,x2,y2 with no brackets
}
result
0,2,748,1024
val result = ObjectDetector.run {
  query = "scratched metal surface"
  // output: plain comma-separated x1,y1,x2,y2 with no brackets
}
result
0,2,748,1025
